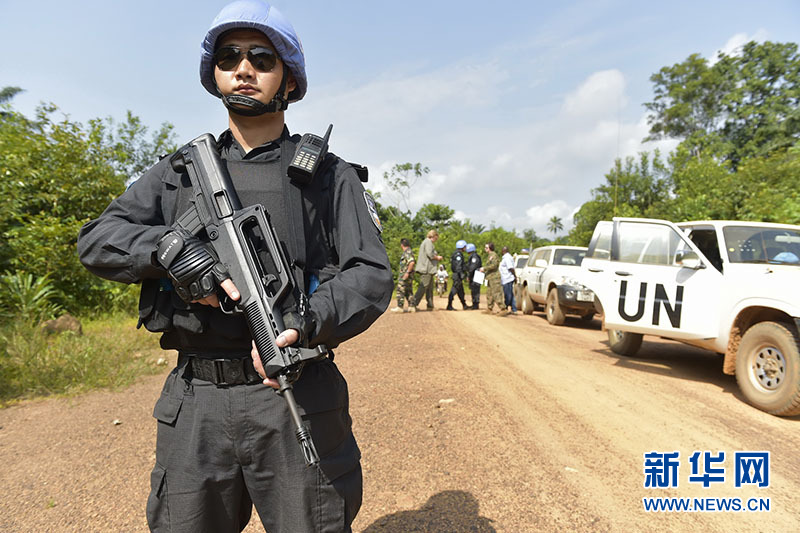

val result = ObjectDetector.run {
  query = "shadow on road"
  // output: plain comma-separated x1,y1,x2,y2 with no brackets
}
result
594,338,738,393
520,310,603,331
596,340,800,421
361,490,496,533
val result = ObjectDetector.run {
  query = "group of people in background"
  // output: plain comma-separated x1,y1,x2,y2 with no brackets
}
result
390,230,518,316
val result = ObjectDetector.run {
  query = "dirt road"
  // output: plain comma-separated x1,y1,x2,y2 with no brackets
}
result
1,301,798,532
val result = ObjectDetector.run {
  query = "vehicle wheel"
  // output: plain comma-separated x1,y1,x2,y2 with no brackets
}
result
520,291,534,315
545,288,565,326
735,321,800,416
607,329,643,356
580,311,595,322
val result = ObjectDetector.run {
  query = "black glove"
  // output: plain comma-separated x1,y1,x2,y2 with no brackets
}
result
282,309,316,346
155,229,230,303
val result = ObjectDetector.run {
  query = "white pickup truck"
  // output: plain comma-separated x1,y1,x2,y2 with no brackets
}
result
515,245,596,325
581,217,800,416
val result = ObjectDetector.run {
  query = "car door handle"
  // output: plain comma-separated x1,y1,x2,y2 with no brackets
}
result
615,271,632,276
587,268,604,273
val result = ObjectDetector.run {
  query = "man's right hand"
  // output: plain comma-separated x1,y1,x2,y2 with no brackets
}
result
195,279,240,307
155,229,231,303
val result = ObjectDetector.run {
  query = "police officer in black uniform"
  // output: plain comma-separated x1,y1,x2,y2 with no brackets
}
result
76,2,393,531
466,242,482,309
446,239,469,310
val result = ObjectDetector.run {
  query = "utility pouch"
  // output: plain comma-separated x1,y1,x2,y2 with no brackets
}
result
137,278,175,332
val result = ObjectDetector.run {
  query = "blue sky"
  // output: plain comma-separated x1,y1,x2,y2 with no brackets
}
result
2,0,799,237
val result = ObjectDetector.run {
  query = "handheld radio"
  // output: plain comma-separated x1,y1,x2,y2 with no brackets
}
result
288,124,333,184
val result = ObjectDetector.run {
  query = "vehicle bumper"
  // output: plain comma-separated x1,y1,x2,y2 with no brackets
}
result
556,285,596,313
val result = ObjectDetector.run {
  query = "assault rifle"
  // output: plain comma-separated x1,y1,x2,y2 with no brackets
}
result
169,133,326,466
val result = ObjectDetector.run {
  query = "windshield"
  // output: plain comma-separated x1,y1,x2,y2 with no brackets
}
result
723,226,800,265
553,248,586,266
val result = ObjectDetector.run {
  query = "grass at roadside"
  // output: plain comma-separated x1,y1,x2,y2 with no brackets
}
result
0,314,165,406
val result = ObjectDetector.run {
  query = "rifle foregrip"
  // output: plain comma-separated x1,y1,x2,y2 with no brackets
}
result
244,300,280,372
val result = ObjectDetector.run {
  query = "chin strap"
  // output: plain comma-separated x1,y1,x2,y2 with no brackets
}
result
218,67,289,116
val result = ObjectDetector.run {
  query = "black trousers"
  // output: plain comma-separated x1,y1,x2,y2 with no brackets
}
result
470,281,481,307
448,275,467,307
146,357,362,533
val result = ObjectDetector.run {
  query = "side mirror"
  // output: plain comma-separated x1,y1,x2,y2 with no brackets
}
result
676,250,705,270
535,259,548,268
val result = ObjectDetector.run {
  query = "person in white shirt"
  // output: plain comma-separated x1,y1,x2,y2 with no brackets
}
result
498,246,517,314
436,264,449,297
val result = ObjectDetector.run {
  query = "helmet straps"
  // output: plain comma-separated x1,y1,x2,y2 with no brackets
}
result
218,66,289,117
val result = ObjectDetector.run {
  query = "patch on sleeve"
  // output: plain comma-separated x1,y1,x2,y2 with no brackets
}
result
363,191,382,233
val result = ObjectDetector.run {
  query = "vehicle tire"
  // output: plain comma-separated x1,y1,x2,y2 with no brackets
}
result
545,288,566,326
607,329,643,356
520,291,534,315
735,321,800,416
580,311,595,322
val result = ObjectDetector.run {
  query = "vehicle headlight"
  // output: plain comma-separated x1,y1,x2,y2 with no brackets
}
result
559,276,585,289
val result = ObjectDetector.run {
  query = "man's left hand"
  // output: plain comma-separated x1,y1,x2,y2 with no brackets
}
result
250,330,299,389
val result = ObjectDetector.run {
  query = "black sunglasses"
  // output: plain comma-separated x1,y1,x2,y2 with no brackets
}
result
213,46,278,73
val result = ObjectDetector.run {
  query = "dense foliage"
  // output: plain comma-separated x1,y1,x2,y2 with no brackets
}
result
0,103,176,315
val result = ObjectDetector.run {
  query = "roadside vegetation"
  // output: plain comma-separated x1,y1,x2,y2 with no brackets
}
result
0,97,175,404
0,271,163,405
1,39,798,402
0,312,164,406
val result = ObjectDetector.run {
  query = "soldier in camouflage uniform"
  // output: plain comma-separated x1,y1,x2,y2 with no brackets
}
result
481,242,506,314
390,238,417,313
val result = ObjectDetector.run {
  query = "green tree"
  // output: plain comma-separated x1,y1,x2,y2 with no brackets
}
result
89,111,175,181
0,86,23,105
476,227,528,255
735,143,800,223
382,162,430,213
645,41,800,168
720,41,800,166
546,216,563,237
413,203,454,231
0,104,175,313
522,229,538,243
569,151,669,245
658,144,737,221
465,221,486,234
377,209,417,279
574,41,800,237
645,54,729,145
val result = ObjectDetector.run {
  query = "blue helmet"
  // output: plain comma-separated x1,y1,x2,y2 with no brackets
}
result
465,243,476,253
456,239,467,250
200,0,307,113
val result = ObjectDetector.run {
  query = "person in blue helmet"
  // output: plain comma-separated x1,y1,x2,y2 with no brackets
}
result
465,243,482,309
446,239,469,310
77,1,393,531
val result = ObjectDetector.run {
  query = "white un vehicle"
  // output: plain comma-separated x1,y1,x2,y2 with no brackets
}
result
581,218,800,416
516,245,596,325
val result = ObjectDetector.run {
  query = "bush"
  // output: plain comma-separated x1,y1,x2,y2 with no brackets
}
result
0,104,175,313
0,313,164,405
0,271,62,325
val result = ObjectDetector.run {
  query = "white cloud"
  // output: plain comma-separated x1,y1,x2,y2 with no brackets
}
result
563,69,627,119
526,200,574,229
295,58,671,237
711,29,771,63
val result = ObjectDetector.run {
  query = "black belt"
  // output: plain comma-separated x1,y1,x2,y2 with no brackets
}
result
181,353,262,386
